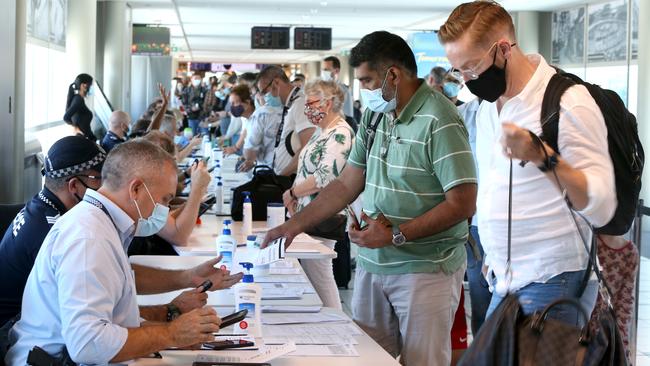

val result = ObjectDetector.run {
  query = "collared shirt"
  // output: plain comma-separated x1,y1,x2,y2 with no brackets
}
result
5,189,139,366
101,131,126,153
475,54,616,296
0,187,67,326
458,98,481,226
244,105,283,166
273,87,314,174
347,81,477,275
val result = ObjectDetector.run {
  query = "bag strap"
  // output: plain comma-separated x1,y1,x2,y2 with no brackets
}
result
539,71,577,155
365,111,384,164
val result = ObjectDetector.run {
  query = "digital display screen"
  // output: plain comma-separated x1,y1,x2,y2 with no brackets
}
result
294,27,332,50
251,27,290,49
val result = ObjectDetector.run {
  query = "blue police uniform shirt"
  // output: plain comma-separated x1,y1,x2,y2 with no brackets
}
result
0,187,67,326
100,131,126,153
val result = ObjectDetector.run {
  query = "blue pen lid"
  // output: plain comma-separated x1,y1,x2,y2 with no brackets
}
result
247,235,257,241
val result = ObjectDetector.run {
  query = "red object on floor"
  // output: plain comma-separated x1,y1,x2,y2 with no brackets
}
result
451,285,468,350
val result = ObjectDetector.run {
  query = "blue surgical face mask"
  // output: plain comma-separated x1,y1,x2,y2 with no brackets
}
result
443,82,461,98
215,90,225,100
133,182,169,237
264,92,283,108
87,84,95,96
223,87,231,95
360,70,397,113
173,135,182,144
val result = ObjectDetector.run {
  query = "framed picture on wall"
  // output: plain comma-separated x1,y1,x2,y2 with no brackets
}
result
587,0,627,63
551,6,585,65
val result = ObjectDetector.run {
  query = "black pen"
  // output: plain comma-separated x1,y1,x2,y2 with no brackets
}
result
197,279,212,293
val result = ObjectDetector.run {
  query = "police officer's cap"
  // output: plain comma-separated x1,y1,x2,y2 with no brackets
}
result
42,136,106,179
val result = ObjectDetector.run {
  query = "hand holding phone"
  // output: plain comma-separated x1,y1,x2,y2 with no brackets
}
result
347,205,360,229
219,309,248,328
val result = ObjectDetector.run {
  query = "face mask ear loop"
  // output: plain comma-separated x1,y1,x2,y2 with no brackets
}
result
133,198,143,219
142,182,156,206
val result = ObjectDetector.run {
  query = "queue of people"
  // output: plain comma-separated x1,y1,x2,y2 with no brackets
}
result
0,1,641,365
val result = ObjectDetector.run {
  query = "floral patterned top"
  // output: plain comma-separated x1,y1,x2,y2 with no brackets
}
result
294,117,355,213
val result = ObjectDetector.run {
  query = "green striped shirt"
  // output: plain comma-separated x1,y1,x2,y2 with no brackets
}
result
347,81,477,275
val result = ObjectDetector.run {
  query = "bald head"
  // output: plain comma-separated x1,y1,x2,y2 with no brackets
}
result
109,111,131,138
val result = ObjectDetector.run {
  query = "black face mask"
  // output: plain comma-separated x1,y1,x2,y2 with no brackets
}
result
465,49,507,103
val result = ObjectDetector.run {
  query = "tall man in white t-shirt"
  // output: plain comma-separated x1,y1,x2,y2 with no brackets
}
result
255,66,315,176
439,1,616,325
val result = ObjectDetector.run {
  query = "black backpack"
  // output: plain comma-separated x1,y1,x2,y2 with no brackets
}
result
230,165,293,221
540,69,645,235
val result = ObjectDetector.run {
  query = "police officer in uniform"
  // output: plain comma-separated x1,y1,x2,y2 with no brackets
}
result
101,111,131,153
0,135,106,328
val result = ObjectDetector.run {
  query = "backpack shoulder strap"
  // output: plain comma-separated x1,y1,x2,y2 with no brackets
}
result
540,71,577,154
365,111,383,163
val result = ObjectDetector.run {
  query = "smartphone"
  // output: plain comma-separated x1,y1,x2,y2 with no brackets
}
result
202,339,255,351
347,204,360,228
220,309,248,328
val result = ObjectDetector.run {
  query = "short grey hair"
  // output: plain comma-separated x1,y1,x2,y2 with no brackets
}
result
430,66,447,86
159,115,177,138
304,79,346,114
102,140,176,191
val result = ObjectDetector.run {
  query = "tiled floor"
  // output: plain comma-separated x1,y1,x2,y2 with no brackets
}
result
338,255,650,366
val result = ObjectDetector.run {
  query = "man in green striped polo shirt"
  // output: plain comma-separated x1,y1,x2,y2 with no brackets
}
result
263,31,477,365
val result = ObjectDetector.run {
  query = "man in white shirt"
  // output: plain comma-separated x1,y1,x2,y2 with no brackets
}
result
439,1,616,324
321,56,354,120
241,102,283,171
5,141,226,365
255,66,315,176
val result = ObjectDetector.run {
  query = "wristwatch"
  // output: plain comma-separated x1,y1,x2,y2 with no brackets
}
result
166,303,181,322
537,152,560,172
392,225,407,246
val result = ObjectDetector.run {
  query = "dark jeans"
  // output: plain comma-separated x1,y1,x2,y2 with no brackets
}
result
465,225,492,335
486,269,598,327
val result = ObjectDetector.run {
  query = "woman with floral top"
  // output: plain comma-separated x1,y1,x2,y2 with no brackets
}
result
282,79,355,309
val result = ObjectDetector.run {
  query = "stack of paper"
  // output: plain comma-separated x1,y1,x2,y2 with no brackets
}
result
261,323,362,346
262,312,348,325
195,342,296,363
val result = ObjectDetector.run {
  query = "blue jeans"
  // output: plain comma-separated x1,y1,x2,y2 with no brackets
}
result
188,119,200,136
486,270,598,327
466,225,492,334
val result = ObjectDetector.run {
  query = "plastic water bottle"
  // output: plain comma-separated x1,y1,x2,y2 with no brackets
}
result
215,220,236,270
242,191,253,236
201,135,210,157
214,180,224,214
234,262,262,337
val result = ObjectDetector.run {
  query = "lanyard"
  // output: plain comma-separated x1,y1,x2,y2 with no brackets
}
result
274,87,302,149
83,195,119,232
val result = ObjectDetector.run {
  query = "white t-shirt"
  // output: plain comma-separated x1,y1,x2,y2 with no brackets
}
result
273,87,315,174
475,54,616,296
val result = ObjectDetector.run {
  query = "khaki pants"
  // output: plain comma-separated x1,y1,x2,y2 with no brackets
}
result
352,265,464,366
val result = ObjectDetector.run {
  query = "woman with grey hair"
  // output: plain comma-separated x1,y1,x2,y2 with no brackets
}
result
282,79,354,309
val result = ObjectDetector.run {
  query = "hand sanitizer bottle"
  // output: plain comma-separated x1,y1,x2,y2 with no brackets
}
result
242,191,253,236
234,262,262,337
215,220,236,270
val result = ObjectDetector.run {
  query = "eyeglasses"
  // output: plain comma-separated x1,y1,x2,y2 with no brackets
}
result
450,42,516,81
304,99,322,108
259,79,274,95
66,175,102,189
